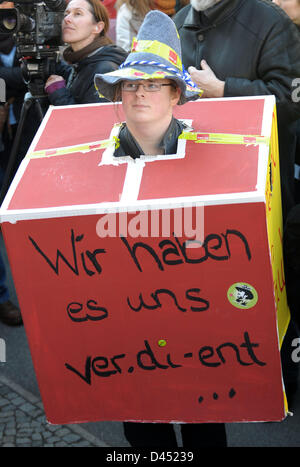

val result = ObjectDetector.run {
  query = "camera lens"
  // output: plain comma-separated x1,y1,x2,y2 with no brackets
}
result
18,13,35,32
0,8,35,34
0,8,18,33
2,13,16,30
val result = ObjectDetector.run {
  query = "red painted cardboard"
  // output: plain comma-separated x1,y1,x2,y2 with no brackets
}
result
0,97,289,424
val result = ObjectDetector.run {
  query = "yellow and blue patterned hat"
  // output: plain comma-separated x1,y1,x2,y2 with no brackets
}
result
94,10,202,105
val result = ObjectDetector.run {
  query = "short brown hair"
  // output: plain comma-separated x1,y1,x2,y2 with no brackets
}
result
84,0,113,43
85,0,110,35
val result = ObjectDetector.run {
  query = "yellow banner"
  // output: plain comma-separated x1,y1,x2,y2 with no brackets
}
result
265,107,290,348
179,131,269,146
26,138,119,160
27,131,269,160
131,38,182,70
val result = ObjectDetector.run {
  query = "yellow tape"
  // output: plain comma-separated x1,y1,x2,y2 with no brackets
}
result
179,131,270,146
131,38,182,71
26,138,118,159
26,131,269,160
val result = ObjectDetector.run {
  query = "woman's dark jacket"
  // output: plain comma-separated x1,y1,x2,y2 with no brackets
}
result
48,44,127,105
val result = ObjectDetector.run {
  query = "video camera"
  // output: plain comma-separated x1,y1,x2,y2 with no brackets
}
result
0,0,66,94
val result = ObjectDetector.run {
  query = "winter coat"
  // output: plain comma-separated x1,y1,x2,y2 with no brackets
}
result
173,0,300,221
174,0,300,123
48,44,128,105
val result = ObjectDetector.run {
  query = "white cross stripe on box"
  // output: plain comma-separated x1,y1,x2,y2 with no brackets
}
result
99,120,193,203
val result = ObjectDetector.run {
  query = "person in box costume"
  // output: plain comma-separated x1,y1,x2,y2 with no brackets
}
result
94,9,227,448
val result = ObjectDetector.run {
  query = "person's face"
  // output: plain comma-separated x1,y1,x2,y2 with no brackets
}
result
190,0,221,11
121,79,181,127
62,0,104,51
273,0,300,25
0,2,14,8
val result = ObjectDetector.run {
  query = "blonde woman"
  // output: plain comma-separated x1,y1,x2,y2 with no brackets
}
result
116,0,154,51
116,1,190,51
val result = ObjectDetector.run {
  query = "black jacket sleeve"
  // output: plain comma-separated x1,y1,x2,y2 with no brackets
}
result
0,65,25,91
48,59,119,105
224,17,300,124
174,2,300,124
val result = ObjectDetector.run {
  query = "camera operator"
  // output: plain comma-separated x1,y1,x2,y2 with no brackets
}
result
0,1,37,177
0,1,24,325
44,0,127,104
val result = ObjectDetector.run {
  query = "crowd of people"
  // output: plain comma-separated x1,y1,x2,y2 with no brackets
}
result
0,0,300,448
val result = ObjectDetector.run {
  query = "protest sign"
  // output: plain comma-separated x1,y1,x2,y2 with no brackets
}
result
0,97,289,424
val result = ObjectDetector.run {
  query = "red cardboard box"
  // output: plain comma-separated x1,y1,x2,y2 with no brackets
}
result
0,96,290,424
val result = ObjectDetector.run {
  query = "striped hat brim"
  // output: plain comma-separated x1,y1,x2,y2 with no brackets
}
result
94,65,202,105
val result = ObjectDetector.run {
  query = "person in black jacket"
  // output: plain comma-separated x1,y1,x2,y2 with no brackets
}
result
173,0,300,224
0,37,39,162
0,34,24,326
273,0,300,203
0,2,37,327
0,35,24,169
44,0,127,105
174,0,300,408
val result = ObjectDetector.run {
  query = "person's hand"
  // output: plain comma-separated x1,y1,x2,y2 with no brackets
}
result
45,75,64,87
44,75,66,94
188,60,225,98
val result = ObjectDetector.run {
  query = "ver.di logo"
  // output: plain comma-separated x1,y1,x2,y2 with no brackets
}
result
227,283,258,310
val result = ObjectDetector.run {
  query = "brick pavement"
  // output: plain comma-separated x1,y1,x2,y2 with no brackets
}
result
0,375,109,447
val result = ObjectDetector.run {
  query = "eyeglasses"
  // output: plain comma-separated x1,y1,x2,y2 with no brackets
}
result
121,82,173,92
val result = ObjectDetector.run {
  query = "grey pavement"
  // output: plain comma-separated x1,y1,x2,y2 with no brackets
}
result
1,232,300,447
0,374,108,447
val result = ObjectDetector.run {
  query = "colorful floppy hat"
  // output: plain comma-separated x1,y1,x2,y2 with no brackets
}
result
94,10,202,105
